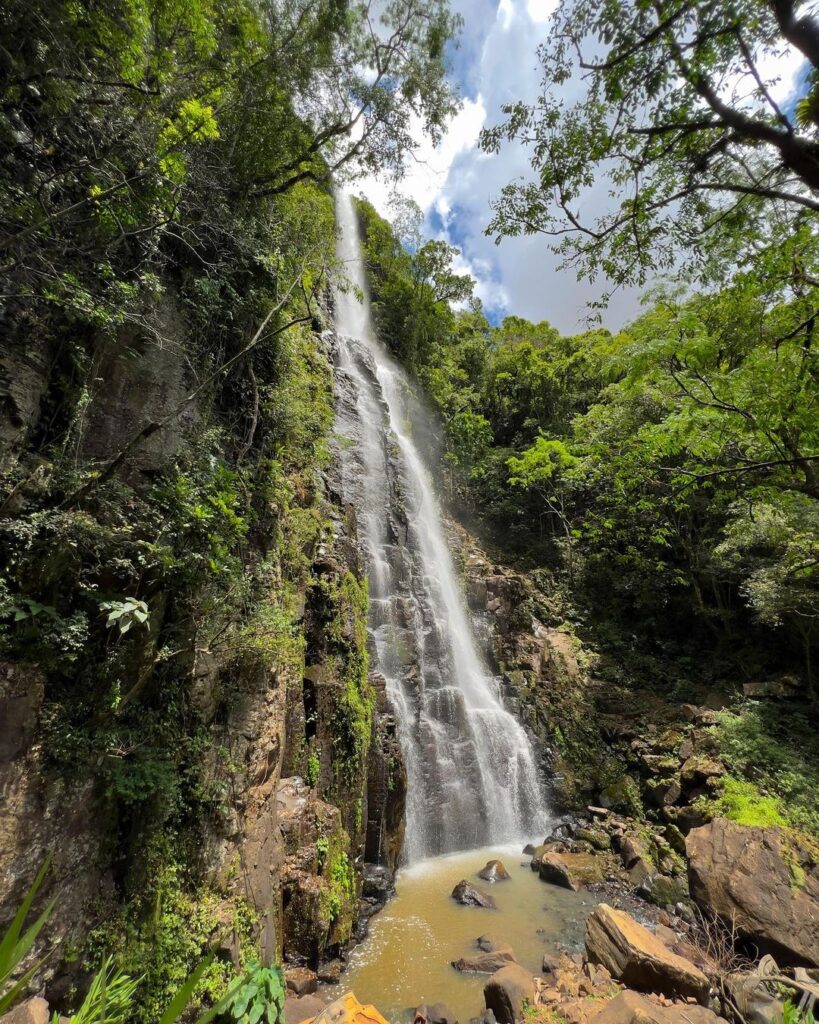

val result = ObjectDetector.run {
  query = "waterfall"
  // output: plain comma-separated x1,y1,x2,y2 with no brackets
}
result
333,191,548,862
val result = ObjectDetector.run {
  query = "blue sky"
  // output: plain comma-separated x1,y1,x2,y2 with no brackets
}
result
359,0,808,334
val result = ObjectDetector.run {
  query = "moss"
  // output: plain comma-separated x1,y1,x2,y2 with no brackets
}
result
713,776,787,828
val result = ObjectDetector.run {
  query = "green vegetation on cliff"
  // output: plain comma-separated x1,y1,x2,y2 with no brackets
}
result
0,0,460,1014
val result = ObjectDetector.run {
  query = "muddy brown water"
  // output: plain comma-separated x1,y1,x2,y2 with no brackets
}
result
325,845,602,1024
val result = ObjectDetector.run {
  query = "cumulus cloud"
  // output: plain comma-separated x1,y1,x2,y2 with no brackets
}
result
358,0,807,334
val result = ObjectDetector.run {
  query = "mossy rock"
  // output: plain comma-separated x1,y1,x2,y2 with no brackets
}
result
644,873,690,908
575,827,610,851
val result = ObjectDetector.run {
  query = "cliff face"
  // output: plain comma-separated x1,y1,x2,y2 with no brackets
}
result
0,302,405,1005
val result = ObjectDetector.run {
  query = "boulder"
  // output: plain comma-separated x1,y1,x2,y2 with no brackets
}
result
522,844,536,856
686,818,819,966
284,995,326,1024
593,990,725,1024
539,853,578,891
483,964,536,1024
585,904,710,1002
452,880,497,909
0,998,50,1024
286,966,318,996
416,1004,459,1024
306,993,389,1024
477,934,502,952
452,946,518,973
478,860,511,883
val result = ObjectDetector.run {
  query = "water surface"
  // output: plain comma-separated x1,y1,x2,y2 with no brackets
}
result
328,845,601,1023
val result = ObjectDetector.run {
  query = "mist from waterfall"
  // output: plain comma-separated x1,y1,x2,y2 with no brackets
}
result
333,191,549,862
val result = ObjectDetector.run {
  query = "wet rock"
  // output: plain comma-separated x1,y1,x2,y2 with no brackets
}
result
483,964,536,1024
478,860,510,883
593,991,726,1024
317,960,344,985
361,863,395,902
308,993,389,1024
285,966,318,996
539,852,578,891
283,994,326,1024
542,953,560,975
452,946,518,973
585,904,709,1002
686,818,819,966
522,844,535,856
417,1003,459,1024
0,998,50,1024
477,934,503,952
452,880,497,909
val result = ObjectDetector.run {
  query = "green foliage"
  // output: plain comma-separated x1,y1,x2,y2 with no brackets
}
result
481,0,819,299
0,856,55,1013
306,753,320,788
714,706,819,835
781,1001,816,1024
57,958,140,1024
225,962,285,1024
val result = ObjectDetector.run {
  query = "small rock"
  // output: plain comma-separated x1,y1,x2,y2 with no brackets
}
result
452,879,497,909
478,860,511,883
588,806,610,818
522,844,536,856
593,990,724,1024
285,966,318,996
425,1004,459,1024
483,965,536,1024
283,995,326,1024
452,947,518,974
477,935,502,952
542,952,560,975
539,852,579,891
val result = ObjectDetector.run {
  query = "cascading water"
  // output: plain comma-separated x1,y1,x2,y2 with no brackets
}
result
333,191,548,862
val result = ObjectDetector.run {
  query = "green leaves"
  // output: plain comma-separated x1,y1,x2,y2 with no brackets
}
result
225,963,285,1024
0,855,55,1014
100,598,150,636
482,0,819,298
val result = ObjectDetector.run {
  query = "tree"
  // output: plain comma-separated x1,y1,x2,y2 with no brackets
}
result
481,0,819,295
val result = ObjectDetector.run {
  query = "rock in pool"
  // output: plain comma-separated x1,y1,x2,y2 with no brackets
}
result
451,879,497,909
478,860,510,883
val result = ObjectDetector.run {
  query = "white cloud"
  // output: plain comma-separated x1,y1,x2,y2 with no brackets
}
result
526,0,558,22
358,96,487,218
356,0,808,334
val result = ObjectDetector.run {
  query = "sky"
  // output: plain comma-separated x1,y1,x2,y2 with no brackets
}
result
357,0,807,335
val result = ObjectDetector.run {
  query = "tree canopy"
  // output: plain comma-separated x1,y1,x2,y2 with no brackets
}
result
481,0,819,298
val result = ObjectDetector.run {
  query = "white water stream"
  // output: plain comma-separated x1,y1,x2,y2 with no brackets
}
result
333,192,548,862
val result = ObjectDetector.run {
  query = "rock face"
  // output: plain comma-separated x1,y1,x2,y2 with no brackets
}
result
451,880,497,909
452,946,518,973
593,991,725,1024
539,853,578,891
483,964,536,1024
478,860,510,883
686,818,819,966
585,904,710,1002
0,998,51,1024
